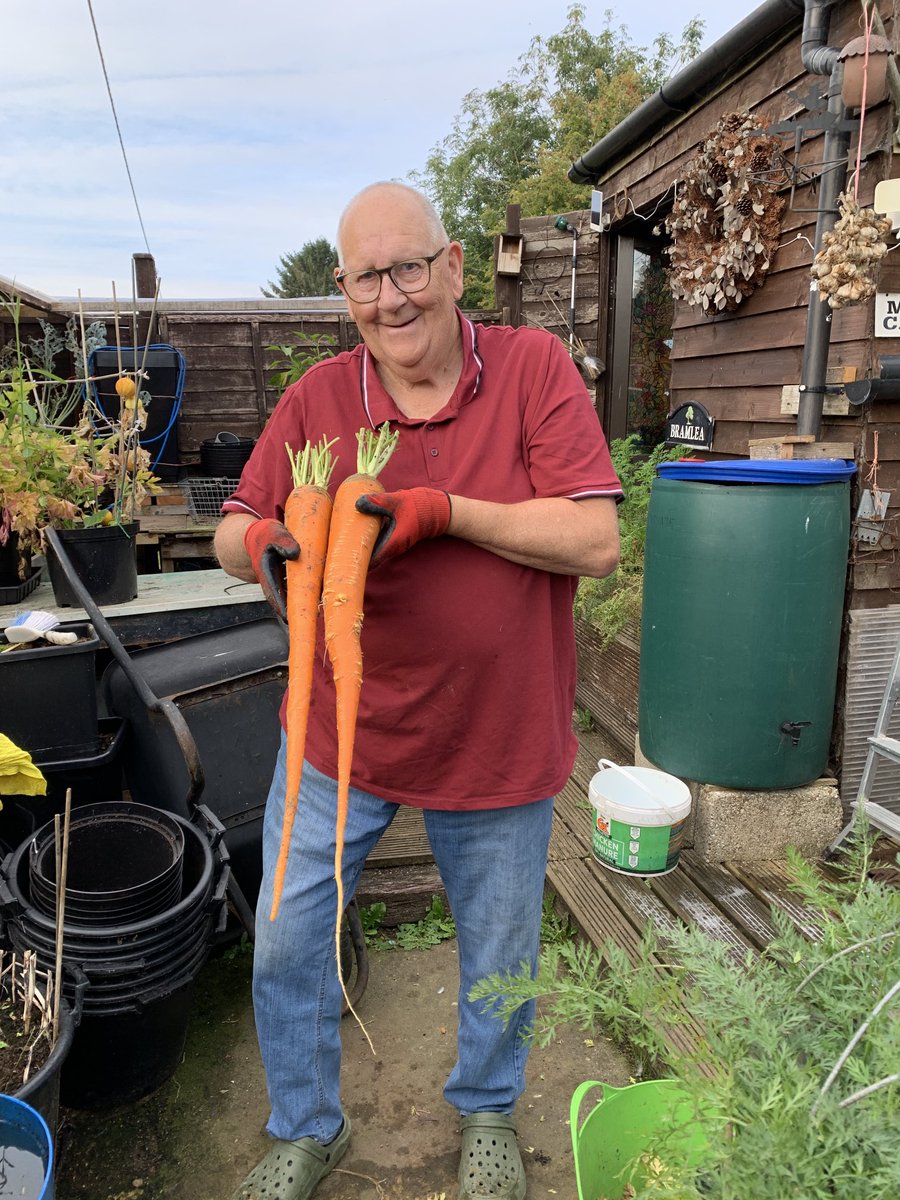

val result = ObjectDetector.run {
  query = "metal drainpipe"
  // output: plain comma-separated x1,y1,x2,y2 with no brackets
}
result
796,0,849,438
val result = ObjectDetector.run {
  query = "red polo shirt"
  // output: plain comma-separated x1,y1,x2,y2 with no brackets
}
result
224,314,622,810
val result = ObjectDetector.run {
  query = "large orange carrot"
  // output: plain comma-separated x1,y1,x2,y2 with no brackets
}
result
323,423,398,1035
269,437,338,921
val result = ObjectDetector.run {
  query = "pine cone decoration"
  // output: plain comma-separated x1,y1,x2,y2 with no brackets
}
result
709,161,728,184
664,109,786,315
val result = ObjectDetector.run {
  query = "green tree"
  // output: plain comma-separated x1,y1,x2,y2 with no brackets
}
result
262,237,340,298
413,5,704,307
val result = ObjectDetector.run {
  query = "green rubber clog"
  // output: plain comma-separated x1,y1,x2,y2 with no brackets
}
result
231,1117,350,1200
458,1112,526,1199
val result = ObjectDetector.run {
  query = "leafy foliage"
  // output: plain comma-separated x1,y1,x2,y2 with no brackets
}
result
262,238,340,299
265,332,337,391
0,299,159,577
539,891,577,948
393,895,456,950
471,826,900,1199
574,437,687,644
359,901,387,945
414,5,703,306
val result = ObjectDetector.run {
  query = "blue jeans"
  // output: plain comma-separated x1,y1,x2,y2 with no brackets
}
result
253,734,553,1143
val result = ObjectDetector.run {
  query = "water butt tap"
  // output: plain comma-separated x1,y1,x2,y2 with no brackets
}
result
780,720,812,747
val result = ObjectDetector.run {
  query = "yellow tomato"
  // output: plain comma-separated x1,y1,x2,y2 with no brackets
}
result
115,377,137,400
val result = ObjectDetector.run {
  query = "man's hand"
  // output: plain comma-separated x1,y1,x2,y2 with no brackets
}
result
243,518,300,621
355,487,451,568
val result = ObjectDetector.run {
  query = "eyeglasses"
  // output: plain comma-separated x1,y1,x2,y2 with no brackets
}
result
336,247,446,303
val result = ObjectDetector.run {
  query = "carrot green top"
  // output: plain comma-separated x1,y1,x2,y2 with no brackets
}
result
355,423,398,478
285,436,338,489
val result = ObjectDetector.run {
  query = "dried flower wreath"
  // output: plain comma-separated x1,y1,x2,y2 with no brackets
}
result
664,111,786,314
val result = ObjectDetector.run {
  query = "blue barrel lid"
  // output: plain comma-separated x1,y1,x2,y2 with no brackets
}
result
657,458,856,484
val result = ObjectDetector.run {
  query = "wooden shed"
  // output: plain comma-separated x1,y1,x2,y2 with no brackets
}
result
506,0,900,826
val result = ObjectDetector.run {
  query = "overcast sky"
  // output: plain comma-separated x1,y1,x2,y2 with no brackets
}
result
4,0,748,300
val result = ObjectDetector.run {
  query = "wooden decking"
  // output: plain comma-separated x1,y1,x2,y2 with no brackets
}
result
356,732,849,952
546,736,845,1061
550,738,830,959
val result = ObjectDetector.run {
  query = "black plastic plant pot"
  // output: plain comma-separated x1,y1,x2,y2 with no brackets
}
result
0,529,24,586
60,977,197,1109
0,623,101,760
200,432,255,479
27,801,186,928
46,522,138,608
0,530,41,603
15,990,79,1145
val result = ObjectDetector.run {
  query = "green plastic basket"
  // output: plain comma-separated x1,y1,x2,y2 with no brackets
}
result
570,1079,708,1200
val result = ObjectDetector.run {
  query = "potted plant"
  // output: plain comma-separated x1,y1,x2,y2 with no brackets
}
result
0,297,160,604
573,437,686,753
0,948,77,1152
472,827,900,1199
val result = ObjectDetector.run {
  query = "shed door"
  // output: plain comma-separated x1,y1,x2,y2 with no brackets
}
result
607,231,673,448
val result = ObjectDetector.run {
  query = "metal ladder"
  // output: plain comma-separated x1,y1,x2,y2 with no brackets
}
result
830,636,900,850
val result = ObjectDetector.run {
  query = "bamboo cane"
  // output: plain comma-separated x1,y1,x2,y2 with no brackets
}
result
52,789,72,1044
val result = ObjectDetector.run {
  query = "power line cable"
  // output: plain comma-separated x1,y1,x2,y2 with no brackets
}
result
86,0,152,255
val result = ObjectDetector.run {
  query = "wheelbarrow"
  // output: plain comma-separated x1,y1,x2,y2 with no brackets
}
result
43,527,369,1011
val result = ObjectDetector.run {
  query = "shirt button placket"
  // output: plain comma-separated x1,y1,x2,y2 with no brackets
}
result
424,423,448,482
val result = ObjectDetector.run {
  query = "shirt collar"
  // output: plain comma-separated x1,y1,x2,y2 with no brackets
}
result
360,308,484,428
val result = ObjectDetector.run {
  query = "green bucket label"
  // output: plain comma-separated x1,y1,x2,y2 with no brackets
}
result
592,815,687,874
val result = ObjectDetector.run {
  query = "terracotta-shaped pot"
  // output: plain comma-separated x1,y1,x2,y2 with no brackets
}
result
838,34,893,109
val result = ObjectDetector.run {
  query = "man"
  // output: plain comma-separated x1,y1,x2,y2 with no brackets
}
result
217,181,622,1200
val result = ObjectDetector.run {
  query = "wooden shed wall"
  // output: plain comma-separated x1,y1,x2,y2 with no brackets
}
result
515,0,900,609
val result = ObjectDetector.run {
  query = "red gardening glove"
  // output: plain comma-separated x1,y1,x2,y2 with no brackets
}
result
355,487,452,568
243,518,300,622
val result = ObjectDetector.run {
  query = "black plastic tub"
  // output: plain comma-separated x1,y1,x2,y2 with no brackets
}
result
61,975,197,1109
8,890,214,967
1,811,221,971
28,802,185,926
89,346,184,483
0,623,100,761
102,618,289,911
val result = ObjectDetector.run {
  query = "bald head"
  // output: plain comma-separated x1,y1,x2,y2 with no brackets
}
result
336,183,448,267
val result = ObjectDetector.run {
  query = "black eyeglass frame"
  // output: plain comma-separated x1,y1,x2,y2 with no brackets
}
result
336,246,446,302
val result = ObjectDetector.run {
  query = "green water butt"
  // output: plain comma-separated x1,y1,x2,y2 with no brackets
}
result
638,472,851,790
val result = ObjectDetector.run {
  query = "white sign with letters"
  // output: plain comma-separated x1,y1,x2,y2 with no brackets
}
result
875,293,900,337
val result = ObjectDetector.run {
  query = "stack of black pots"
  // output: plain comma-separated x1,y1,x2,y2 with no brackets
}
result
0,801,229,1109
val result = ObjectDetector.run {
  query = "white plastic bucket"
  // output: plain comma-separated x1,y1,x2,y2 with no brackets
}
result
588,760,692,876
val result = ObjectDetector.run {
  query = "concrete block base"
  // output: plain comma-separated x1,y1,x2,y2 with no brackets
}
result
634,735,843,862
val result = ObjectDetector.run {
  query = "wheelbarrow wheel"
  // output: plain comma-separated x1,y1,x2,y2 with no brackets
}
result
340,897,369,1014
